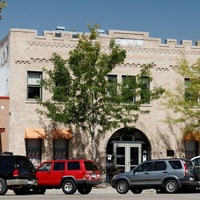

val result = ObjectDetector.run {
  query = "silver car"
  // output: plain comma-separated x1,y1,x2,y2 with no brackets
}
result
111,158,199,194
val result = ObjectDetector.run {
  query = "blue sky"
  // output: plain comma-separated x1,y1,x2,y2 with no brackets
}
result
1,0,200,44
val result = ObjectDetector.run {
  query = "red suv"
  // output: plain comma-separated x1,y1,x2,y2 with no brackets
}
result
34,159,101,194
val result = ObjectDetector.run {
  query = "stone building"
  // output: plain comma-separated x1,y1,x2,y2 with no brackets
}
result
0,27,200,176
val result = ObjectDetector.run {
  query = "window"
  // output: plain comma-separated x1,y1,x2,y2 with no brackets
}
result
169,161,182,169
53,139,68,160
154,161,166,171
26,139,41,168
39,162,52,171
53,162,65,171
68,161,80,170
140,76,150,104
107,75,117,100
0,157,11,168
122,76,136,103
27,72,42,100
137,162,153,172
84,161,98,171
185,78,198,103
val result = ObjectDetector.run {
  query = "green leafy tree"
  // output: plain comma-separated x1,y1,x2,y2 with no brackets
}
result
37,25,164,160
164,59,200,141
0,1,7,19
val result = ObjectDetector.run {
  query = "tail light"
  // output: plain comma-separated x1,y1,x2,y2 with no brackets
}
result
84,171,100,180
183,161,188,175
13,169,19,177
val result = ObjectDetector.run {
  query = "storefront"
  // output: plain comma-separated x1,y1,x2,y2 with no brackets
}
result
106,127,151,181
24,129,73,167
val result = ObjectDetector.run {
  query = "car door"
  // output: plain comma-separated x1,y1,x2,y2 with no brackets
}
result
130,161,153,186
49,161,65,186
36,162,53,185
37,161,65,186
149,161,168,185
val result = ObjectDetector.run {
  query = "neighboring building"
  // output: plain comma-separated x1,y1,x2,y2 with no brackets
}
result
0,27,200,176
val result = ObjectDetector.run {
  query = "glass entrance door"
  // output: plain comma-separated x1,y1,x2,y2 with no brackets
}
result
114,143,141,172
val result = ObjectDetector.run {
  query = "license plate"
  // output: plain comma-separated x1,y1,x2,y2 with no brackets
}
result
92,174,96,178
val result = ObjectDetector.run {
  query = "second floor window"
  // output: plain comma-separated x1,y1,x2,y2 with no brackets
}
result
185,78,198,104
122,76,136,103
27,72,42,100
107,75,117,100
140,77,150,104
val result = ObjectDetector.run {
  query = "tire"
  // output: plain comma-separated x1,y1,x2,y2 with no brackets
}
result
33,188,46,194
156,188,166,194
164,180,178,193
130,188,143,194
116,180,129,194
62,179,77,194
77,186,92,194
0,178,7,195
13,188,30,195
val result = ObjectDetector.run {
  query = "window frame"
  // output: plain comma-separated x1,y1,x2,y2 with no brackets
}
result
184,78,198,104
107,75,117,100
140,76,150,104
121,75,136,103
27,71,42,100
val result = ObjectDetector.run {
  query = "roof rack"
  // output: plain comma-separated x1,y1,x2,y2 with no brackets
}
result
2,151,13,155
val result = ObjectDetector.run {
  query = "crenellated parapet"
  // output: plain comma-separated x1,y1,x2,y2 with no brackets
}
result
7,28,200,52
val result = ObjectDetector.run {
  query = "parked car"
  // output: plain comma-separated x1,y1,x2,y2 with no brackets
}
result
34,159,101,194
0,152,38,195
191,156,200,181
111,158,199,194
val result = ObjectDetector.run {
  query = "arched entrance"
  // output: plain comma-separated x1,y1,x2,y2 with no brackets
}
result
106,127,151,181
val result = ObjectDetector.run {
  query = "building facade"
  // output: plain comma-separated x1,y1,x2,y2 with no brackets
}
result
0,27,200,178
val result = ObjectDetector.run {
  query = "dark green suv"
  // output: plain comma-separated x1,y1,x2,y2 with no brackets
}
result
0,152,38,195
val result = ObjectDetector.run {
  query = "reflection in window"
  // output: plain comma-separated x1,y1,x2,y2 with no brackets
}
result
122,76,136,103
68,162,80,170
137,162,153,172
185,78,198,103
107,75,117,100
140,76,150,104
53,162,65,171
39,163,52,171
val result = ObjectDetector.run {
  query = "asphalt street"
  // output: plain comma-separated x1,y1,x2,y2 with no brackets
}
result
4,183,200,200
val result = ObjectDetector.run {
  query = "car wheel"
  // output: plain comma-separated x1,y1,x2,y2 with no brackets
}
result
62,179,77,194
130,188,143,194
33,188,46,194
156,188,166,194
0,178,7,195
77,186,92,194
116,180,129,194
164,180,178,193
13,188,30,195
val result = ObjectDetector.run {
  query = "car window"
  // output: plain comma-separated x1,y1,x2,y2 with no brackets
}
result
53,162,65,171
153,161,166,171
84,161,98,171
38,162,52,171
169,161,182,169
192,158,200,166
68,161,80,170
15,156,35,170
136,162,153,172
0,157,12,168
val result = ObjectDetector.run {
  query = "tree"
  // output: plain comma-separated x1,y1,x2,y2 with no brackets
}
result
37,25,164,160
163,59,200,141
0,1,7,19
